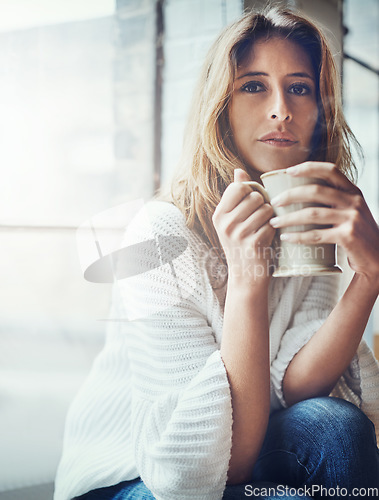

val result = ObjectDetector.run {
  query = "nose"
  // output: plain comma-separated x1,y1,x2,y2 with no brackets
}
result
269,89,292,122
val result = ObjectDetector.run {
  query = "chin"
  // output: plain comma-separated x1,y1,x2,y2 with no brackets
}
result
250,153,309,174
249,160,291,174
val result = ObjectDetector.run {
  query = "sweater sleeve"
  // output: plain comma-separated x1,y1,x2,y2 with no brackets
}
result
331,340,379,441
117,202,232,500
270,275,340,408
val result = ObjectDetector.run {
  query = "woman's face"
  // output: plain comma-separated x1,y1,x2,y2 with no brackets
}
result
229,37,319,174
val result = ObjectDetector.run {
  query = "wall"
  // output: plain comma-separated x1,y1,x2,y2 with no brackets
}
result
114,0,156,201
161,0,243,185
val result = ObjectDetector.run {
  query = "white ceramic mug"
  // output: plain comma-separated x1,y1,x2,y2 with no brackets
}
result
244,169,342,277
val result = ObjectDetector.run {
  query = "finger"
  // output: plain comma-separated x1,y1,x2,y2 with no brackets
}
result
234,168,251,183
221,200,271,240
215,182,253,215
231,191,268,224
286,161,359,193
270,207,348,229
238,203,275,238
280,226,340,245
250,221,276,246
270,184,354,209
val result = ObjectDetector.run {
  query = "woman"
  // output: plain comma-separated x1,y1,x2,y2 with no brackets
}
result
54,6,379,500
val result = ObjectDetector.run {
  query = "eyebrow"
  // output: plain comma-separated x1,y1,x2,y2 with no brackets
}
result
236,71,314,80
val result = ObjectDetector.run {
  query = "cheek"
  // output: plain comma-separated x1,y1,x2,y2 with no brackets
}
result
303,105,319,139
230,100,245,127
229,103,250,145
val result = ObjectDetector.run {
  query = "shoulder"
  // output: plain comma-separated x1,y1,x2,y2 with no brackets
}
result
124,200,207,258
147,200,193,234
127,200,192,236
145,200,185,221
116,200,212,318
121,199,210,281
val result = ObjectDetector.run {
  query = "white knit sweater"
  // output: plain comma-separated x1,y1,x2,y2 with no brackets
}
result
54,201,379,500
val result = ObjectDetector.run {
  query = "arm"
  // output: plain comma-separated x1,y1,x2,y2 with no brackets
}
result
269,162,379,405
213,169,275,484
221,277,270,484
120,202,234,500
283,273,377,405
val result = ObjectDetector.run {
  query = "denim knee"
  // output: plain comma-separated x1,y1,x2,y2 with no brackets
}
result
292,396,376,450
253,396,378,491
286,397,379,488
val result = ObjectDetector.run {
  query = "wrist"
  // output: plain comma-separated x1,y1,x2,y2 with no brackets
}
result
227,261,272,287
227,273,270,296
353,271,379,296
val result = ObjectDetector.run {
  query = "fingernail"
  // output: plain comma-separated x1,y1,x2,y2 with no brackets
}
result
270,217,280,227
280,233,293,242
286,166,298,175
270,195,283,206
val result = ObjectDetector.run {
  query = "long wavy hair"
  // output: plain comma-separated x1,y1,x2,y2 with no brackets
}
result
165,6,360,259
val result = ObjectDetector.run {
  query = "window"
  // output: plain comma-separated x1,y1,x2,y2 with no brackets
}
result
343,0,379,349
0,1,118,490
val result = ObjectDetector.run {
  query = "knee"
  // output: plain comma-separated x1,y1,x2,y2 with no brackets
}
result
291,397,376,452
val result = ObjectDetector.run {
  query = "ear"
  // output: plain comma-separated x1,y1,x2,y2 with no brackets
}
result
234,168,251,182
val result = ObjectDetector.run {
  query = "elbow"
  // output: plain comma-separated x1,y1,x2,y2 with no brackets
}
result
225,448,261,486
284,385,331,407
140,469,185,499
139,458,226,499
283,370,335,407
226,471,253,486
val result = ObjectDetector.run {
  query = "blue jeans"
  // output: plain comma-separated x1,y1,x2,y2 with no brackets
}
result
75,397,379,499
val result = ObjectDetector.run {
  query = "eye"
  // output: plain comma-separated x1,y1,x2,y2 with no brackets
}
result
240,81,266,93
289,83,312,96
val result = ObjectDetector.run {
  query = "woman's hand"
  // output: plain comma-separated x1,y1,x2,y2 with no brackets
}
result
213,168,275,287
269,161,379,289
217,168,273,482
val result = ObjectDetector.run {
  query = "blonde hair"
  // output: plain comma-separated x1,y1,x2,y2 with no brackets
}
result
166,6,360,258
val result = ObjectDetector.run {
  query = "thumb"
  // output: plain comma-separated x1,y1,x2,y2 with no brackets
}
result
234,168,251,183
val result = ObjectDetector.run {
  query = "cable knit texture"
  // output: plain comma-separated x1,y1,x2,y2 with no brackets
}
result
54,201,379,500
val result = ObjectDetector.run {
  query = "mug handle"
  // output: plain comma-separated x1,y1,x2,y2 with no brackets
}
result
242,181,280,260
242,181,270,203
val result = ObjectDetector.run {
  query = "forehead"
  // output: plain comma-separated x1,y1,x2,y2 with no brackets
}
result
236,36,315,77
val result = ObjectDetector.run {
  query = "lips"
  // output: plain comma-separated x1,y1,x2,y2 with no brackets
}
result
259,131,298,147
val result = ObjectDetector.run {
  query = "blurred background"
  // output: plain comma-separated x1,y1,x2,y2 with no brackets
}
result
0,0,377,498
